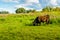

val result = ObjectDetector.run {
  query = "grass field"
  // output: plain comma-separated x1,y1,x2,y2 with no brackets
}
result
0,12,60,40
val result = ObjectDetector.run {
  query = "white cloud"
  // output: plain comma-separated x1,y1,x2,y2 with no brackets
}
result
15,3,42,10
0,8,15,13
0,0,42,13
0,8,9,11
50,0,58,6
26,0,39,3
15,3,33,8
15,4,34,10
15,0,41,10
36,4,41,8
2,0,19,3
57,0,60,4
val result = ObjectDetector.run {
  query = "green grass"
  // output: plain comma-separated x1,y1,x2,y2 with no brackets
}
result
0,12,60,40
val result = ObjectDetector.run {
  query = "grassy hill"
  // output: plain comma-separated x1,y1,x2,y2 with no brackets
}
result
0,12,60,40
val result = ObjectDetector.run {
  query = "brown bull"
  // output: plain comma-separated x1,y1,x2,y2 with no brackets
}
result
33,15,50,26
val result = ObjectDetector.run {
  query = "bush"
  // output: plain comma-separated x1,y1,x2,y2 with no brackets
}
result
15,8,26,13
0,11,9,14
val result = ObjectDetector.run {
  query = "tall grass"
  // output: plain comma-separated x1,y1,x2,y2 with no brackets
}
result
0,12,60,40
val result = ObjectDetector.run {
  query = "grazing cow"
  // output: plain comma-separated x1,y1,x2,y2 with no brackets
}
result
33,15,50,26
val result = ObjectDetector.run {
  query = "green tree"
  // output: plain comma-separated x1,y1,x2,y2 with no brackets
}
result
26,9,36,13
26,10,32,13
15,8,26,13
42,6,53,12
53,7,60,11
0,11,9,14
31,9,36,13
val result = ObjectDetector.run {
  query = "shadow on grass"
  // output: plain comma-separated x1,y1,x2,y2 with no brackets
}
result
25,23,34,26
24,23,48,26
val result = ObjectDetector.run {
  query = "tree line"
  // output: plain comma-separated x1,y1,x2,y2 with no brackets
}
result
0,11,9,14
0,6,60,14
15,8,36,13
42,6,60,12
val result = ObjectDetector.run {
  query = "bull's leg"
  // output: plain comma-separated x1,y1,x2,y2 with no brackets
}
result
33,23,35,26
36,22,41,26
33,21,38,26
39,22,41,26
33,23,38,26
36,23,38,26
33,22,36,26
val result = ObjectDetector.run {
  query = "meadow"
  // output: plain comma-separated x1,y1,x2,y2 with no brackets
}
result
0,12,60,40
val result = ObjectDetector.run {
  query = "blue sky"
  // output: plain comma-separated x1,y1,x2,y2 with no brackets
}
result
0,0,60,13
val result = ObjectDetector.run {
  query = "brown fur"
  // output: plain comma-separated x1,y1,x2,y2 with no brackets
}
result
33,15,50,26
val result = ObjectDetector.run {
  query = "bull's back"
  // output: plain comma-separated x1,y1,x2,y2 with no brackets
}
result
38,15,49,22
